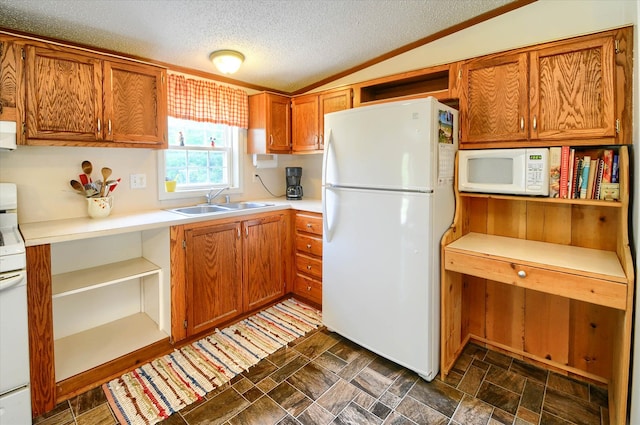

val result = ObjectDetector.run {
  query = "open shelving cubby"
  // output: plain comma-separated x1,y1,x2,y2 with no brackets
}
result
50,230,170,381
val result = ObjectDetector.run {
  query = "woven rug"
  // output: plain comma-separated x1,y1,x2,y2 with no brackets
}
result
103,299,322,425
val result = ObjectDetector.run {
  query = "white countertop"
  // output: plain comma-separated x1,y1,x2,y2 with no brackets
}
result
20,198,322,246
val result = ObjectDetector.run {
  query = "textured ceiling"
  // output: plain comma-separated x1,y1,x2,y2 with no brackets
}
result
0,0,517,93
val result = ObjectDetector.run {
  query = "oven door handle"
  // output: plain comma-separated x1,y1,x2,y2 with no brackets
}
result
0,270,26,292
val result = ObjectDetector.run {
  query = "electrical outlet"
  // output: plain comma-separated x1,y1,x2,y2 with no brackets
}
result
253,173,259,183
130,173,147,189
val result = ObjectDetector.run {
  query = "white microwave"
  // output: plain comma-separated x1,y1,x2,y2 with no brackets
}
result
458,148,550,196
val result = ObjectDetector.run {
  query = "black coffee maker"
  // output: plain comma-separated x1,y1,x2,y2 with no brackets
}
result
286,167,303,200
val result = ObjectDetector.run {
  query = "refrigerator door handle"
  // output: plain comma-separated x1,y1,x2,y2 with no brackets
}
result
322,128,333,242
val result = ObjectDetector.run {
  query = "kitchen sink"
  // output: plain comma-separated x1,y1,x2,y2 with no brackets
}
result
217,202,272,210
170,202,274,216
171,205,232,215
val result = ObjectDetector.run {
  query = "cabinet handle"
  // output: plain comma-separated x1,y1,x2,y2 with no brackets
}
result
245,227,249,237
307,286,312,291
97,118,101,133
517,270,527,278
307,265,312,270
108,119,112,135
306,223,312,228
237,228,241,239
269,134,274,145
520,117,524,131
532,115,537,131
306,244,312,249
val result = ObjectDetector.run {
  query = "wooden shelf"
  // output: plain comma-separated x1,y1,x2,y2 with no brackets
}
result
458,192,622,207
52,257,161,298
54,312,169,381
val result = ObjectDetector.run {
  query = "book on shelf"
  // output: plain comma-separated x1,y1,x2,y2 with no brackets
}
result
586,159,597,200
549,147,561,198
579,155,591,199
566,148,576,199
602,149,613,183
559,146,570,198
612,154,619,183
572,157,583,199
558,147,620,201
593,159,605,200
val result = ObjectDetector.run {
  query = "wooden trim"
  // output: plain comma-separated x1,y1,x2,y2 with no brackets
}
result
468,335,608,385
26,244,56,417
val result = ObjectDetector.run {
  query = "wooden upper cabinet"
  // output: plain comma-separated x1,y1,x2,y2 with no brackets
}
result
292,94,319,152
104,61,167,145
248,92,291,154
26,46,103,142
461,53,528,143
291,88,352,153
24,44,167,148
319,88,352,146
530,36,615,140
460,32,619,147
0,38,24,130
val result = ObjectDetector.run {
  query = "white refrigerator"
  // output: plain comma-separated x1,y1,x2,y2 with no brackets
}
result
322,97,458,381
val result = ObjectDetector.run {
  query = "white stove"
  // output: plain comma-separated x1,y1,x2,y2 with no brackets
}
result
0,182,31,424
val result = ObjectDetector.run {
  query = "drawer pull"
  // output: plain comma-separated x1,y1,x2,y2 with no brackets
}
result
306,223,312,228
517,270,527,278
307,286,312,291
307,265,312,270
306,244,312,249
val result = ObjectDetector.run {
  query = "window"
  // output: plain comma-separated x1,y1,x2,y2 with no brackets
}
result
158,73,248,200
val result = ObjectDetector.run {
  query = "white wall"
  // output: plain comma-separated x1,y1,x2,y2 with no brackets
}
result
0,140,322,224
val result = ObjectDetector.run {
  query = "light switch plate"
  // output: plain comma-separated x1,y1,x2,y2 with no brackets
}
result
130,173,147,189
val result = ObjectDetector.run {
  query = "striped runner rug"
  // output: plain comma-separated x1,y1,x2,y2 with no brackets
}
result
103,298,322,425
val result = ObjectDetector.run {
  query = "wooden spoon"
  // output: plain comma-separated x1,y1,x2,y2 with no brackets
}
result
70,179,86,196
100,167,112,196
81,160,93,182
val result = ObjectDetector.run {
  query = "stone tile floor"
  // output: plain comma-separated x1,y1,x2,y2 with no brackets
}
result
34,328,609,425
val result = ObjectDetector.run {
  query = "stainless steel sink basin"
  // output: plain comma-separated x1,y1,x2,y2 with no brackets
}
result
218,202,272,210
171,205,231,215
170,202,273,216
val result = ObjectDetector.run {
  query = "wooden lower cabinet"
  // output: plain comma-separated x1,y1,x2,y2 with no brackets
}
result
243,214,286,311
292,212,323,305
173,211,289,341
185,221,243,336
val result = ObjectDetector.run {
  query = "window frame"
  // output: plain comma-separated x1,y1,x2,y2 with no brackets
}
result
157,124,244,201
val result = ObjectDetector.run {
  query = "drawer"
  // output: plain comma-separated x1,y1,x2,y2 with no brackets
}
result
295,253,322,279
295,234,322,257
444,249,627,310
294,274,322,305
295,213,322,236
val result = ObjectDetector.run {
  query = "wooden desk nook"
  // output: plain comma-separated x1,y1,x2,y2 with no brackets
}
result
441,147,634,424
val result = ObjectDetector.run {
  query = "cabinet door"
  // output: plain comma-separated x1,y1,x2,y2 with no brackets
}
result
530,36,615,140
319,88,352,148
185,221,242,336
103,61,167,146
25,46,103,141
267,94,291,152
292,94,319,152
0,38,23,124
461,53,528,143
243,214,284,312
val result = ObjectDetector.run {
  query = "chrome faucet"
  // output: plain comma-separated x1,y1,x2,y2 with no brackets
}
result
205,186,229,204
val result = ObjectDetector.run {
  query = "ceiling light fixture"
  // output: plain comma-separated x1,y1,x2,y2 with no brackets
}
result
209,50,245,74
